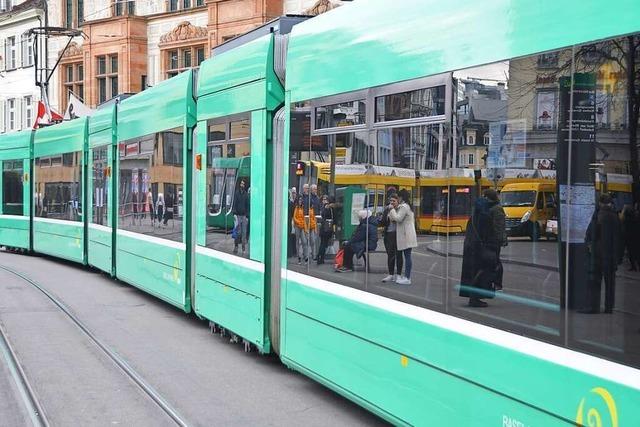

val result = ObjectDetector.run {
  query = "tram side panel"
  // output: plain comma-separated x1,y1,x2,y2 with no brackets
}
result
0,130,33,250
87,104,116,275
32,119,88,264
114,71,195,312
194,34,283,352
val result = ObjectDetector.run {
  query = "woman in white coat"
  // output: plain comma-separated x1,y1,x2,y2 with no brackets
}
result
388,190,418,285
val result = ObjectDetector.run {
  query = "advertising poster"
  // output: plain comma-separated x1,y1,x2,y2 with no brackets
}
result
558,184,596,243
536,92,556,129
488,119,527,168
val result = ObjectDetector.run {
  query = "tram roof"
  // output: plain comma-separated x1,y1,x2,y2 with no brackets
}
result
118,70,195,142
0,128,32,160
0,128,32,151
286,0,640,102
89,103,115,136
34,117,88,156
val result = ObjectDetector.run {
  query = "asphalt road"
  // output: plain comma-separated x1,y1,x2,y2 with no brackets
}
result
0,250,388,427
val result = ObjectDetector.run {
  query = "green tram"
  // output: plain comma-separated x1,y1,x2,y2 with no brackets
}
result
0,2,639,425
206,156,251,230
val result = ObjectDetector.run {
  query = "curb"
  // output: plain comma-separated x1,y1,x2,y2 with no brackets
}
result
424,245,560,272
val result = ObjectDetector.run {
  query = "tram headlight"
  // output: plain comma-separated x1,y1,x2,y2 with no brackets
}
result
521,210,532,223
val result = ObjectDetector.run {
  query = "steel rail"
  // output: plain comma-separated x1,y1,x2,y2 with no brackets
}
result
0,321,50,427
0,264,190,427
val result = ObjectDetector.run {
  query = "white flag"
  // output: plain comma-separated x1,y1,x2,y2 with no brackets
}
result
64,92,93,120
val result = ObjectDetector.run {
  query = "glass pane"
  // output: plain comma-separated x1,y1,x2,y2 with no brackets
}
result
183,49,191,68
169,51,178,70
183,0,190,8
110,55,118,73
111,76,118,98
375,86,446,122
377,124,446,170
205,114,251,257
77,64,83,80
169,0,178,11
450,49,568,345
567,34,639,369
92,145,109,225
196,47,205,66
34,152,82,221
230,119,250,140
208,123,225,142
118,128,184,242
66,65,74,82
97,56,106,75
98,78,106,103
2,160,23,215
315,100,366,129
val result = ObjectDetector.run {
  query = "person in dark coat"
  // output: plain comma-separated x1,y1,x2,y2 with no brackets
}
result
233,179,250,255
460,189,506,307
337,210,378,272
316,195,334,265
622,204,640,271
585,194,624,313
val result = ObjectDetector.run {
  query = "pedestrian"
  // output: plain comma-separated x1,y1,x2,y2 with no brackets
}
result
233,179,250,255
388,189,417,285
132,190,139,225
585,194,624,314
293,195,315,264
621,204,640,271
146,190,155,225
337,209,378,272
317,195,334,265
309,184,322,259
380,190,402,282
288,187,297,258
164,191,174,226
156,193,165,228
459,189,506,307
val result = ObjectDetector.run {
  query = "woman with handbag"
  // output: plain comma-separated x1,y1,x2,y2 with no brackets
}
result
460,189,506,307
317,195,334,265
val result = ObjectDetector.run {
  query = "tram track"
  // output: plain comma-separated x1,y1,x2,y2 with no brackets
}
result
0,263,190,427
0,319,50,427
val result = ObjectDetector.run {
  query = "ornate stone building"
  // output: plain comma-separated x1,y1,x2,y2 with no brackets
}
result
0,0,344,127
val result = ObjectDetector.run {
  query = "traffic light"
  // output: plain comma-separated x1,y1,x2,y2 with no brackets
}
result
295,161,306,176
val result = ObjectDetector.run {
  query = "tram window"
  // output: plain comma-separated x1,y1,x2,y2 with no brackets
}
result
205,113,251,257
34,151,82,222
375,86,446,122
566,34,640,368
92,145,109,226
2,160,23,215
315,100,366,129
118,127,184,243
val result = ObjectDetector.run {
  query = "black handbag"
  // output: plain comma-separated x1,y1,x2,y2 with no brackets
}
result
321,209,334,235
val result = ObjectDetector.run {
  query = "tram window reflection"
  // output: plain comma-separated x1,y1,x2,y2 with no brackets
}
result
118,127,184,243
92,145,109,226
34,151,82,222
205,114,251,257
567,34,640,368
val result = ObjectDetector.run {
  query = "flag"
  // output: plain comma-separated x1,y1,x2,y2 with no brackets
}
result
33,101,63,129
64,92,93,120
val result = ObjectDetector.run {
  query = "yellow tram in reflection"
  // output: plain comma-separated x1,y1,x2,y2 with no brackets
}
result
417,168,491,234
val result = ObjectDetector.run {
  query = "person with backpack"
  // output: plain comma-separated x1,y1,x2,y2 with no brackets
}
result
460,189,506,307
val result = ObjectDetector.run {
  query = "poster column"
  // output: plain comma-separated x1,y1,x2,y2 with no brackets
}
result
557,73,597,311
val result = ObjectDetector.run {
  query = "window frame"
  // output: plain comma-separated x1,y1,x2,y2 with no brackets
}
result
96,54,118,104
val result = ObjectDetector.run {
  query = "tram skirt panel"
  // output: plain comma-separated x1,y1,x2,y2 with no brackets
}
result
0,216,30,250
116,231,188,311
33,219,84,263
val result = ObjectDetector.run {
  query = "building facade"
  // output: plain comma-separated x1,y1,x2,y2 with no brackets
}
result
0,0,343,133
0,0,42,133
